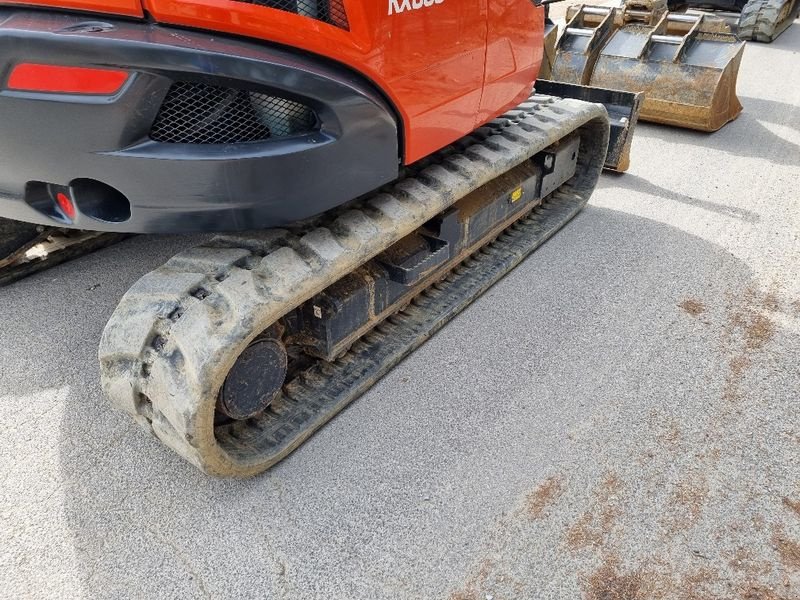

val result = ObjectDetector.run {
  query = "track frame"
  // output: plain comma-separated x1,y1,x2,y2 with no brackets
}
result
99,94,609,476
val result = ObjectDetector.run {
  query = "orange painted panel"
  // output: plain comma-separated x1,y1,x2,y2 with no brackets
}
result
479,0,544,124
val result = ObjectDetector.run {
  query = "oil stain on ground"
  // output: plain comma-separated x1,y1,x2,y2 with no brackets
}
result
679,298,706,317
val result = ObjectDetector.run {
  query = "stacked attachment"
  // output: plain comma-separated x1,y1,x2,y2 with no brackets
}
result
540,17,644,173
549,0,745,131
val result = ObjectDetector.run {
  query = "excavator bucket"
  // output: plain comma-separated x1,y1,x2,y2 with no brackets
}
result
536,79,643,172
552,0,745,131
549,6,619,84
591,11,745,131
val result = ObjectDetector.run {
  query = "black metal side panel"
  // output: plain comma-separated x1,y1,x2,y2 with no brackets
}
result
294,138,581,361
668,0,748,11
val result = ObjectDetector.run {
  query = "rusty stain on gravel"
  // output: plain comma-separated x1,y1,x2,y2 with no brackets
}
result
782,497,800,519
721,287,778,403
655,420,682,452
728,306,775,352
724,355,751,402
449,474,567,599
451,281,794,600
526,475,564,520
739,582,794,600
752,515,767,531
567,510,607,551
727,547,774,579
582,555,645,600
680,298,706,317
743,313,776,350
772,530,800,571
566,473,621,552
449,558,493,600
675,567,723,600
664,473,709,533
762,291,780,312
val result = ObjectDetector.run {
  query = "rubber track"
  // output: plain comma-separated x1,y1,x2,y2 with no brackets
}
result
213,192,589,468
0,232,129,287
99,94,608,477
738,0,799,41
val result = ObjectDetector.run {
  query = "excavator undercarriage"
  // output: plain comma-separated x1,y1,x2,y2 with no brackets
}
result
98,95,608,476
669,0,800,41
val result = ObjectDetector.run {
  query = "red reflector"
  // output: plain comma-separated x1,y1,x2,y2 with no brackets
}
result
55,192,76,220
7,64,129,95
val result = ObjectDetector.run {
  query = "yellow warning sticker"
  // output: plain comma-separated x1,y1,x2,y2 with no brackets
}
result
510,187,523,203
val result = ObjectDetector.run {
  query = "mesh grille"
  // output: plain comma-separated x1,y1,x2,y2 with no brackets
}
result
236,0,348,28
150,82,317,144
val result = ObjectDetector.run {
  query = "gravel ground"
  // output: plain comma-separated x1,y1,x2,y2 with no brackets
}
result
1,18,799,600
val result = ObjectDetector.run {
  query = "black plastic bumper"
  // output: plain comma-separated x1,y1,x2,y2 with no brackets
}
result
0,10,399,233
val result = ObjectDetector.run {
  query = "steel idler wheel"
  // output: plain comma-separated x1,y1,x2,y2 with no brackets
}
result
217,331,287,421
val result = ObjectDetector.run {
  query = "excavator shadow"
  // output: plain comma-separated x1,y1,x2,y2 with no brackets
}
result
736,95,800,130
0,205,793,596
632,115,800,167
598,172,762,222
